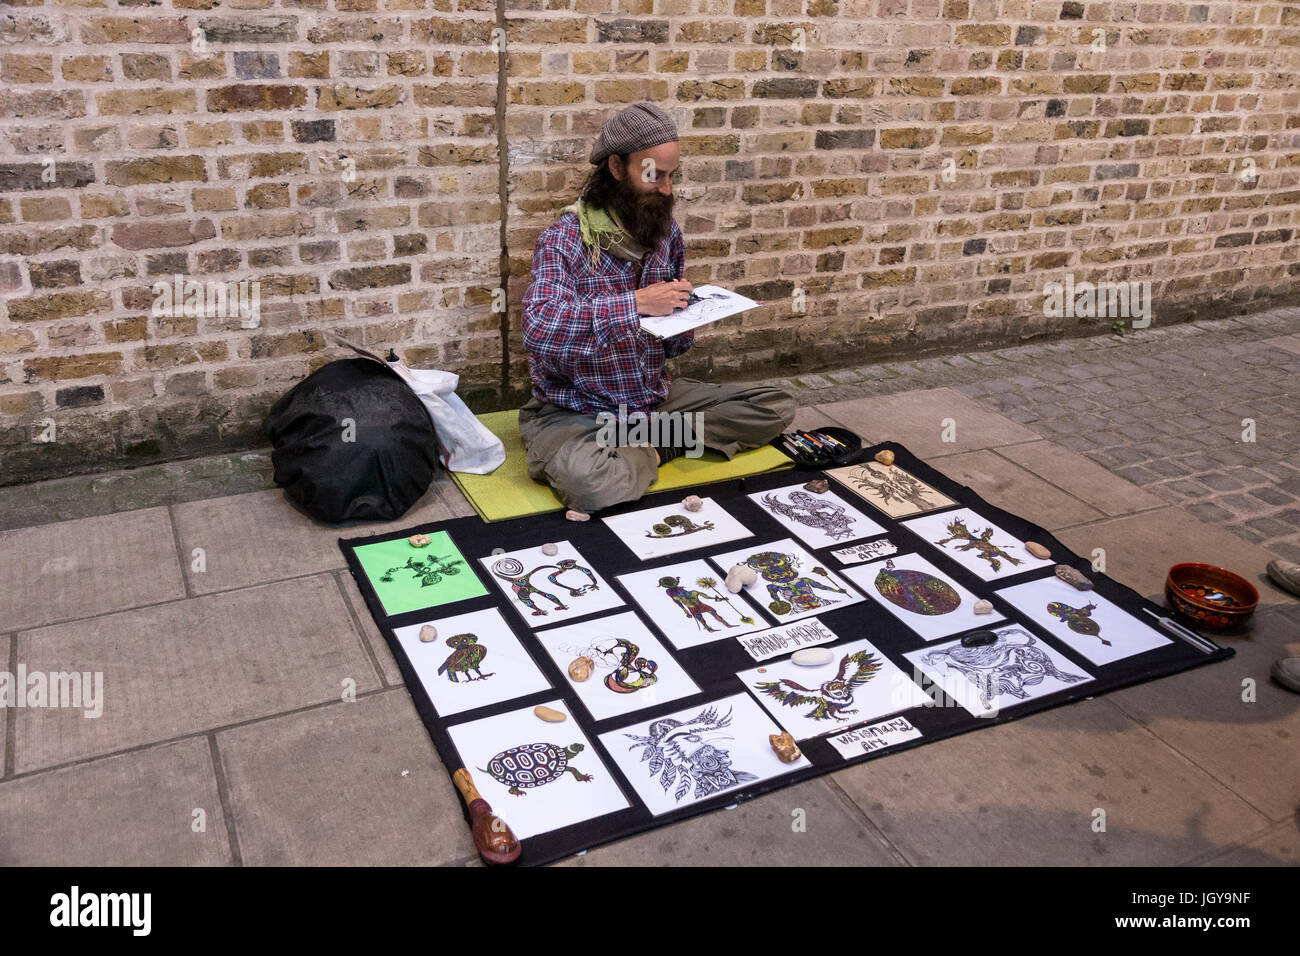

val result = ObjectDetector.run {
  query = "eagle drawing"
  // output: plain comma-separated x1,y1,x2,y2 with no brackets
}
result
436,633,493,683
755,650,884,721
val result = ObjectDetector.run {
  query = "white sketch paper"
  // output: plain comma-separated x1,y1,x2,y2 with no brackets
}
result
738,639,931,739
828,716,924,759
902,508,1054,581
447,700,629,840
393,607,552,718
736,617,840,662
832,536,899,565
598,693,809,816
842,552,1005,642
827,461,955,518
479,540,623,628
903,625,1092,717
617,559,768,649
601,496,752,561
995,576,1172,665
532,611,700,720
708,538,864,623
638,285,758,339
747,483,886,549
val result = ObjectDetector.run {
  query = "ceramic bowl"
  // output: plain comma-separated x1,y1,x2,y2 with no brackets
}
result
1164,562,1258,631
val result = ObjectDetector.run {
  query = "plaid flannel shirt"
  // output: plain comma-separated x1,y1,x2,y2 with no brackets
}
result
521,212,694,416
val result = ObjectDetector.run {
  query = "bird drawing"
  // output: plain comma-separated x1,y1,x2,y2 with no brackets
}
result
437,633,493,683
755,649,884,721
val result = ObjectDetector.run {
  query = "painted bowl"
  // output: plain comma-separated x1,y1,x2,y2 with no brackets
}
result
1164,563,1258,631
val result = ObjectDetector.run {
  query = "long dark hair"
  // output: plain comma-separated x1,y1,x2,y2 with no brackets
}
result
580,159,623,209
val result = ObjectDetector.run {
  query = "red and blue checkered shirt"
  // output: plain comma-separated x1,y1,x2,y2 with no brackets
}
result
522,212,694,415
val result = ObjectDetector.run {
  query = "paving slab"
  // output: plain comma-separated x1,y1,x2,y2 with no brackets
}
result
0,739,230,865
832,698,1269,866
337,570,404,687
0,507,185,631
557,778,901,867
1053,507,1293,603
927,448,1104,531
0,633,8,776
173,484,456,595
995,439,1166,517
818,388,1042,459
217,689,473,866
13,574,381,773
790,405,847,437
1264,333,1300,357
1200,821,1300,866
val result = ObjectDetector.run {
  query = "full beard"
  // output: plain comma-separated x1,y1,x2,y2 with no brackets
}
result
609,177,675,250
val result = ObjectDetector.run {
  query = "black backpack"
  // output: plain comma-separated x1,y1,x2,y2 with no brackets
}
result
266,358,439,523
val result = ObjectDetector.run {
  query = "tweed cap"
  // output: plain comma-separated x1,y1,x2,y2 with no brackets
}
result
589,103,679,165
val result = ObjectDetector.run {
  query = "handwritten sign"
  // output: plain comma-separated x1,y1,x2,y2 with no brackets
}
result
828,716,922,759
831,536,898,565
736,618,838,662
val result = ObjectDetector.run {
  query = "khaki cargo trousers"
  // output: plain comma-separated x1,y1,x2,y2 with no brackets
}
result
519,377,796,514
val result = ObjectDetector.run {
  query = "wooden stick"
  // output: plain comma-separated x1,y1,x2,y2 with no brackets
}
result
452,768,522,866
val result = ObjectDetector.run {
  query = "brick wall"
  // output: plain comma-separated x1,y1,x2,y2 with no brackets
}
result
2,1,1298,485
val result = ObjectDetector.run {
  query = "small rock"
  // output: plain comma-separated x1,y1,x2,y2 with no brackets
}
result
1025,541,1051,559
874,449,895,466
725,564,758,594
682,495,703,512
534,705,566,723
961,629,999,648
408,533,431,548
803,478,829,494
973,599,994,615
419,625,437,643
1055,564,1093,591
738,566,757,586
541,542,558,556
568,656,593,682
770,732,801,763
792,647,834,667
565,510,590,522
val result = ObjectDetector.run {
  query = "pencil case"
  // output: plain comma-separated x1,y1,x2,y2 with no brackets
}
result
772,426,863,469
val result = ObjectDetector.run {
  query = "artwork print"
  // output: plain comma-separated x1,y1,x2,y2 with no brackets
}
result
901,508,1053,581
747,483,886,549
479,541,623,628
617,559,768,649
827,461,955,518
598,693,809,816
393,608,552,717
995,576,1171,666
904,625,1092,717
353,530,488,616
447,700,629,840
709,538,865,623
842,552,1005,641
738,639,931,739
533,612,700,720
601,496,752,560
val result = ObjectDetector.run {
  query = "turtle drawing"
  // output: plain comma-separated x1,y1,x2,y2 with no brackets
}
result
480,742,593,796
874,558,962,616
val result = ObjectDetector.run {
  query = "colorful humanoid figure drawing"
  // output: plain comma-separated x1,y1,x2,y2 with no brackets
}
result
379,553,465,588
934,517,1023,573
437,633,493,683
874,559,962,615
1047,601,1111,645
658,575,754,632
922,629,1087,709
760,491,857,541
645,514,715,539
756,649,883,721
744,551,848,616
491,556,599,617
622,706,757,803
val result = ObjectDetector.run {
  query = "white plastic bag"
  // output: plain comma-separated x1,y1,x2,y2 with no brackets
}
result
387,361,505,475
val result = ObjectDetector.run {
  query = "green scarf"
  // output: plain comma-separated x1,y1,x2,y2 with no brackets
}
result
563,200,647,271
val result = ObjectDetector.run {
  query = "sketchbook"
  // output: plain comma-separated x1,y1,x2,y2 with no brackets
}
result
638,285,759,338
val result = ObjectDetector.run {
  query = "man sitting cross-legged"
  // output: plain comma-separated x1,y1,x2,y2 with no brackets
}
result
520,103,795,517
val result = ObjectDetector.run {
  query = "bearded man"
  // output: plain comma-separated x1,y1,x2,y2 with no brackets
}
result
520,103,796,516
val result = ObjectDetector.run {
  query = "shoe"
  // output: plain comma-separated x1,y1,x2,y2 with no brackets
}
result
1266,559,1300,598
1270,658,1300,694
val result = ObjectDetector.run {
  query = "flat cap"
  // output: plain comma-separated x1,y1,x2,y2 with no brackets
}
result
589,103,679,165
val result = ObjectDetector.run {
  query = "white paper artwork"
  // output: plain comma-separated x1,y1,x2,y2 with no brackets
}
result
479,540,623,628
828,716,924,759
708,538,864,623
995,576,1171,665
903,625,1092,717
598,693,809,816
601,496,752,561
532,611,700,720
901,508,1054,582
393,607,552,718
738,639,931,739
637,285,758,339
827,461,955,518
747,483,886,549
831,537,899,565
447,700,629,840
842,552,1004,642
736,617,839,662
617,559,768,649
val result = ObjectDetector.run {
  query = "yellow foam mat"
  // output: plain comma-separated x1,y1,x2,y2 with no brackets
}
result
449,409,794,521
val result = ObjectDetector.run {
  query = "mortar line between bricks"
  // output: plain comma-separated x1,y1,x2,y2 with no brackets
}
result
167,504,194,599
207,734,244,867
819,776,916,867
495,0,510,402
332,568,394,690
4,632,17,779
